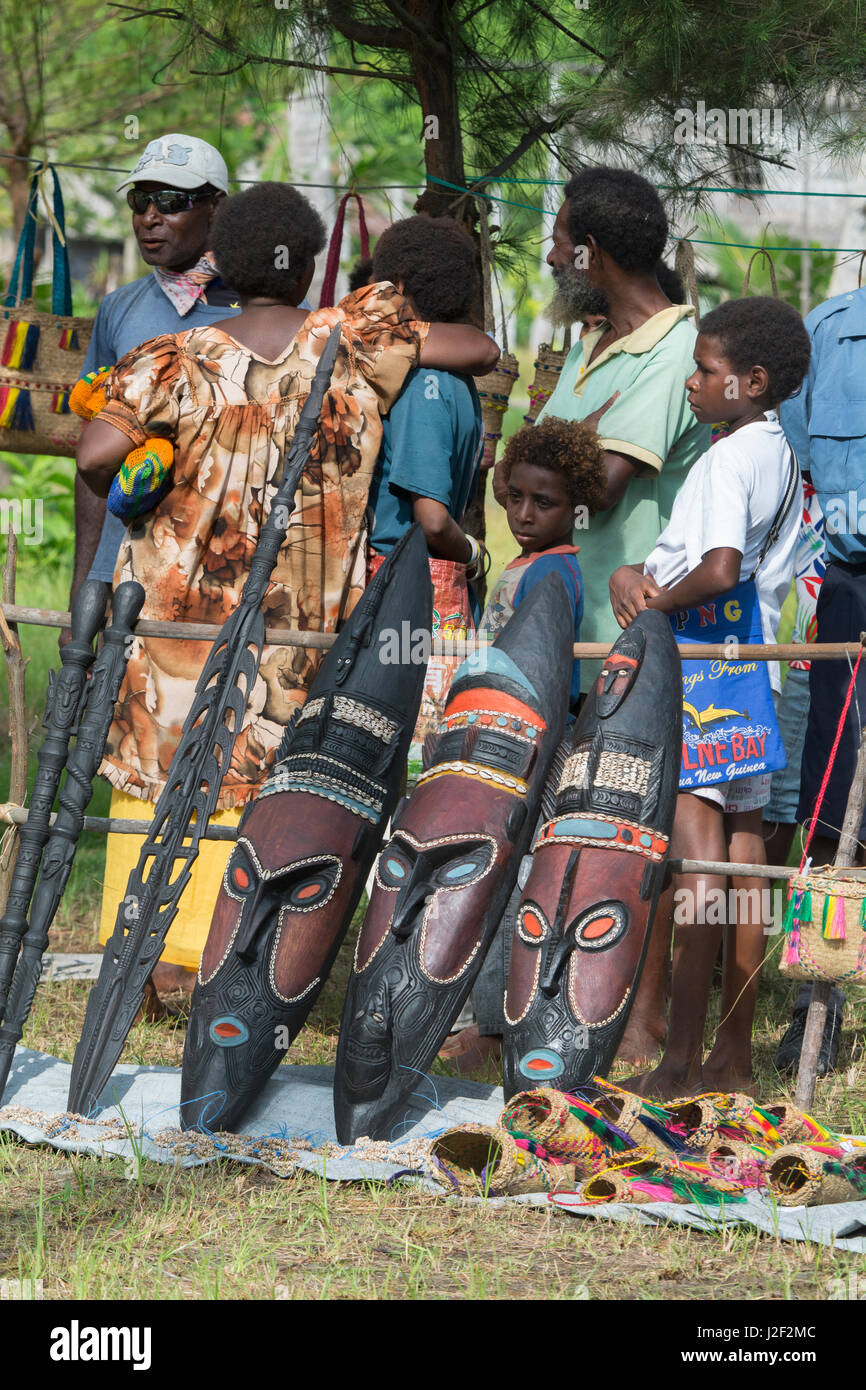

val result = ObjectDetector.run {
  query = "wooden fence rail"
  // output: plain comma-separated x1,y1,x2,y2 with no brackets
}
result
3,604,865,663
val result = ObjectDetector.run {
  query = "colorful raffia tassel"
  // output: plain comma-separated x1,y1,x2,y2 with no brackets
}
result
2,318,40,370
0,384,34,430
500,1088,624,1174
68,367,111,421
107,437,174,520
57,327,79,351
782,888,803,966
823,893,847,940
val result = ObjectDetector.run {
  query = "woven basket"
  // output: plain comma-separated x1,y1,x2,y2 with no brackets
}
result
499,1087,611,1174
0,301,92,457
779,866,866,983
0,168,93,458
766,1144,866,1207
705,1138,768,1187
428,1122,576,1197
476,350,519,470
580,1150,743,1205
524,342,570,424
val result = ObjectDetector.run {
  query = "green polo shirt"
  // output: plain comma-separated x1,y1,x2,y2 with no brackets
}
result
538,305,710,688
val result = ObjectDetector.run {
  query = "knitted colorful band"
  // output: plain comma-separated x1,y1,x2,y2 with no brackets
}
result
68,367,111,421
107,437,174,520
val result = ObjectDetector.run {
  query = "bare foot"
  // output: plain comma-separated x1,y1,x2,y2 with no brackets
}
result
621,1056,703,1101
438,1025,503,1076
133,978,170,1024
616,1017,666,1066
152,962,197,996
700,1061,757,1096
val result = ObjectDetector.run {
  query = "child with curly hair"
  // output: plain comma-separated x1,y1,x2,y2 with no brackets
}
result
609,295,811,1098
440,416,606,1073
479,416,607,710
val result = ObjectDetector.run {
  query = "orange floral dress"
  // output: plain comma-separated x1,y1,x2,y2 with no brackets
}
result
97,283,428,809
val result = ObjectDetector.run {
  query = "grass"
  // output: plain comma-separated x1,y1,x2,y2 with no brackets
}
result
0,487,862,1301
6,881,866,1301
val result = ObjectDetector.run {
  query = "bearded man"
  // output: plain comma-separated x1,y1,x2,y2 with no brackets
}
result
482,167,708,1070
506,166,709,673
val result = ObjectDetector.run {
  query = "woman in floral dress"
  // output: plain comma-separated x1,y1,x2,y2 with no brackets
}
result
77,181,499,994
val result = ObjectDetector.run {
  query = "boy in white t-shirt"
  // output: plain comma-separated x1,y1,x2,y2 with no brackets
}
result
609,296,811,1099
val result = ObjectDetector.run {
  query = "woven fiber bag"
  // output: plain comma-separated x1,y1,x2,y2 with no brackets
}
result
524,334,571,424
766,1144,866,1207
779,866,866,984
476,351,519,470
428,1122,577,1197
1,168,92,458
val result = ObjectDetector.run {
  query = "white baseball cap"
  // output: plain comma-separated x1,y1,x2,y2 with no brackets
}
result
116,134,229,194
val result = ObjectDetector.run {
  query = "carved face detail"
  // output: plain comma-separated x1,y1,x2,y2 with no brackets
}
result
506,837,655,1034
595,630,645,718
199,791,362,1004
355,778,513,985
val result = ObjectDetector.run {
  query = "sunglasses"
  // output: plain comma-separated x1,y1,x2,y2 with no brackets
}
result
126,188,214,215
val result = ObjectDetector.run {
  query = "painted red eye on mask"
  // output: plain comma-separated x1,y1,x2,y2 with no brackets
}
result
286,869,339,911
230,860,254,895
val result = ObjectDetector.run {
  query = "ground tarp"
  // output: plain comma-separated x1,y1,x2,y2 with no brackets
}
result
4,1046,866,1250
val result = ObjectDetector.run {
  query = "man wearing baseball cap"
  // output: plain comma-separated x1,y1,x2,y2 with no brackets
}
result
70,134,240,614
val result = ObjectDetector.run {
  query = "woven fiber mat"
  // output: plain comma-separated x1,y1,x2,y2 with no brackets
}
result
4,1047,866,1249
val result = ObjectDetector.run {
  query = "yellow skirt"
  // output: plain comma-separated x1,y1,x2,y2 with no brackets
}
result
98,787,242,971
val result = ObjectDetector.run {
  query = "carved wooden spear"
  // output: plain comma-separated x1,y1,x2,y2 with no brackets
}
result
0,577,109,1024
68,324,342,1113
0,581,144,1103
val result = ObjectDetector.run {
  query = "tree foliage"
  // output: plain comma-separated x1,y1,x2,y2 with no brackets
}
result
111,0,866,218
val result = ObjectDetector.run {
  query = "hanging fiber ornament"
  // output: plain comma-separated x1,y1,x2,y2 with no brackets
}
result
823,892,847,940
0,384,35,430
107,437,174,520
318,191,370,309
69,367,111,421
782,887,804,966
2,318,40,371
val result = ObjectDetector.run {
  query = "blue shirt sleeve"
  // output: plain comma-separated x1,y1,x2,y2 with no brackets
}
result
385,370,461,508
82,300,117,376
513,553,584,708
780,320,817,476
513,552,581,615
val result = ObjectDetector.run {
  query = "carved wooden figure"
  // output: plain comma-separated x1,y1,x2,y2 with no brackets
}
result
180,525,431,1131
503,610,681,1098
334,574,574,1143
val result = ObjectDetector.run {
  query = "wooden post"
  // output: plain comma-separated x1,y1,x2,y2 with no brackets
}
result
794,684,866,1110
0,530,28,914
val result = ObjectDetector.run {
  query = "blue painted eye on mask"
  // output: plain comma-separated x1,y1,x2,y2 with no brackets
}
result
442,861,478,882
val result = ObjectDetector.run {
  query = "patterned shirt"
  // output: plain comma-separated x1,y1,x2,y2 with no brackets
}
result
97,283,427,808
789,479,826,672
